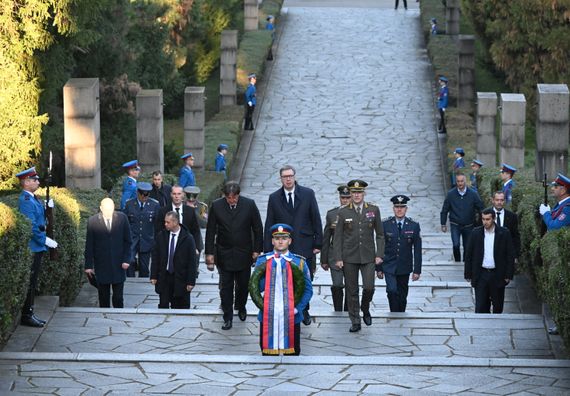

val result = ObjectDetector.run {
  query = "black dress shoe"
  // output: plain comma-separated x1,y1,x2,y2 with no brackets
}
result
221,321,233,330
32,314,47,325
302,310,312,326
238,310,247,321
349,324,361,333
363,312,372,326
21,315,44,328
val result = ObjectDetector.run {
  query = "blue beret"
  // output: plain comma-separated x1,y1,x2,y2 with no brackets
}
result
500,163,517,174
16,167,39,180
270,223,293,237
122,160,139,170
217,144,229,151
454,147,465,155
552,173,570,189
181,152,194,160
137,182,152,192
471,159,484,167
439,76,448,82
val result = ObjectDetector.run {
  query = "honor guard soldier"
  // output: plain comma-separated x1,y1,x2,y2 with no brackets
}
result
244,73,257,130
333,180,385,333
124,182,160,277
215,144,228,179
437,76,449,134
470,159,483,193
500,163,517,204
121,160,140,210
17,167,58,327
184,185,208,228
451,148,465,187
378,195,422,312
179,152,196,188
539,173,570,230
321,185,352,311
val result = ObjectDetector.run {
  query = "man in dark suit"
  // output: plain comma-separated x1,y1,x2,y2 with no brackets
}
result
85,198,133,308
490,191,520,262
264,165,323,325
155,185,203,273
464,208,515,314
205,181,263,330
151,211,197,309
149,170,172,207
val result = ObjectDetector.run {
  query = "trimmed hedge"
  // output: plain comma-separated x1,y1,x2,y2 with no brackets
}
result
0,203,32,345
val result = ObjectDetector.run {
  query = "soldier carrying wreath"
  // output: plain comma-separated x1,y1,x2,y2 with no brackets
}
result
249,223,313,356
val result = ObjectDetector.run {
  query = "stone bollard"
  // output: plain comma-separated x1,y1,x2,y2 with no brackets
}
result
244,0,259,31
136,89,164,173
458,35,475,111
535,84,570,181
445,0,461,36
499,94,526,168
63,78,101,189
476,92,498,167
184,87,205,169
220,30,238,107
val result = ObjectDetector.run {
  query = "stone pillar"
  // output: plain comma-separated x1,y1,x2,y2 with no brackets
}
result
185,87,206,169
499,93,526,168
476,92,498,167
445,0,461,36
535,84,570,181
244,0,259,31
136,89,164,173
220,30,238,107
63,78,101,189
458,35,475,111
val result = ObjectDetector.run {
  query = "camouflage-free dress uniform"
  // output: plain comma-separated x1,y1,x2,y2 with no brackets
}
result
333,202,384,325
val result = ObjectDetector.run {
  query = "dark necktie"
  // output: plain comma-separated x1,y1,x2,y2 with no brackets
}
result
175,207,180,219
106,219,111,232
167,233,176,274
398,221,402,235
140,202,144,211
357,206,361,215
496,211,502,227
231,204,236,210
287,192,294,209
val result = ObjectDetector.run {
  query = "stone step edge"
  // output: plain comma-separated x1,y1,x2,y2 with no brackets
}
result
56,307,543,320
0,352,568,368
126,279,471,288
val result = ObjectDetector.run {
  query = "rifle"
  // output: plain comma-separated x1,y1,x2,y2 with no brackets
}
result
538,172,548,237
45,151,58,260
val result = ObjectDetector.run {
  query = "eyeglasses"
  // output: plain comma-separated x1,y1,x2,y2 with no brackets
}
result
280,174,295,179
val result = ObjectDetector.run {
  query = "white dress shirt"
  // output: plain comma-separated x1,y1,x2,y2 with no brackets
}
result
482,227,496,269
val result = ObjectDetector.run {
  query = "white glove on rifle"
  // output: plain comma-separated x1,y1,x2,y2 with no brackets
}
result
539,204,551,216
45,199,54,208
248,101,253,107
45,237,58,249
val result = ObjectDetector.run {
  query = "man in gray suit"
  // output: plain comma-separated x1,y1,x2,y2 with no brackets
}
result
334,180,384,333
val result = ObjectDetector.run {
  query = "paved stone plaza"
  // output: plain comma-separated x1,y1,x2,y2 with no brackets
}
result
1,0,569,394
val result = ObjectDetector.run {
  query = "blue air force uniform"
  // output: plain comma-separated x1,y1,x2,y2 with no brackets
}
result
179,165,196,187
244,74,257,130
378,195,422,313
120,160,140,210
541,174,570,230
501,164,517,205
123,182,160,277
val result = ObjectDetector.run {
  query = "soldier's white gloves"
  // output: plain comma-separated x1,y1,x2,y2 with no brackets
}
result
248,101,253,106
539,204,551,216
45,237,58,249
45,199,54,208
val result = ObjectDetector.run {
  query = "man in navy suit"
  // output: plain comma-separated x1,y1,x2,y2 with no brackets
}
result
85,198,133,308
378,195,422,312
264,165,323,325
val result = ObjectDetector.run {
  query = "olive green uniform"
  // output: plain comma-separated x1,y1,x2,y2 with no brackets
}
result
333,202,384,325
321,206,347,311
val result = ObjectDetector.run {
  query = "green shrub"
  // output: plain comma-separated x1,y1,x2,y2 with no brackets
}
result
0,204,32,345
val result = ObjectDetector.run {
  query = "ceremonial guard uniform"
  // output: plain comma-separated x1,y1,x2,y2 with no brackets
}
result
120,160,140,210
500,163,517,204
179,152,196,188
124,182,160,277
470,159,483,193
254,224,313,355
437,76,449,134
379,195,422,312
17,167,58,327
540,174,570,230
184,186,209,228
321,185,351,311
215,144,228,178
244,73,257,130
451,148,465,187
333,180,384,332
